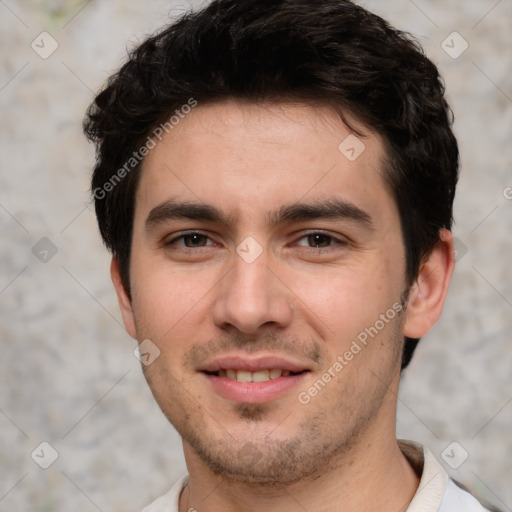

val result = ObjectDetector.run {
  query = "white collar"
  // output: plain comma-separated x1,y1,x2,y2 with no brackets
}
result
399,439,449,512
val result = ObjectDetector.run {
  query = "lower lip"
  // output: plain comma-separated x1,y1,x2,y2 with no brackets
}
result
202,372,308,403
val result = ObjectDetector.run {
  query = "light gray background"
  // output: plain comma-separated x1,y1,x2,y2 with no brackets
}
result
1,1,511,511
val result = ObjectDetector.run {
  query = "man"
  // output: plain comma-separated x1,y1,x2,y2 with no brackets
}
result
83,1,498,511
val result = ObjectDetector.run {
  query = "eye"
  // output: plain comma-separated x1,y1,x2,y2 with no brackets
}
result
166,231,214,248
296,232,345,249
301,233,333,248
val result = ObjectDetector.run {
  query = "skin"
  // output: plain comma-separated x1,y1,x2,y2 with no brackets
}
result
111,100,455,512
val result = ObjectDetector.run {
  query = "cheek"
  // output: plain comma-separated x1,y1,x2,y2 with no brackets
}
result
287,257,402,334
129,257,213,337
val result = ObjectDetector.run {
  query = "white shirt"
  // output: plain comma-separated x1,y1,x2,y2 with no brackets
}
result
142,440,492,512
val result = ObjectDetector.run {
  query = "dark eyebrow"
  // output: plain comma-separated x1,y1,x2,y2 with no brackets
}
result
145,199,235,230
145,197,373,231
268,198,374,230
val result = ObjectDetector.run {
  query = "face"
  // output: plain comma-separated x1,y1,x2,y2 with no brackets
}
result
118,100,412,484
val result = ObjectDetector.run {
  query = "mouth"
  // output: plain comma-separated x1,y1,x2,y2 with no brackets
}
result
199,355,311,403
203,368,305,382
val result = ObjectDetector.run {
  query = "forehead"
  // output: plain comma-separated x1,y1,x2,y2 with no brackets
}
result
136,100,395,228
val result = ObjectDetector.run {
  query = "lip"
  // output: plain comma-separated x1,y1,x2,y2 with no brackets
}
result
198,354,310,373
198,354,311,404
202,372,309,403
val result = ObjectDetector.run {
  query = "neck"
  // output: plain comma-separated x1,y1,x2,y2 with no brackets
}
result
179,433,419,512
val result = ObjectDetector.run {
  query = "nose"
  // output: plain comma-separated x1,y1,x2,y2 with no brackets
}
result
212,251,293,335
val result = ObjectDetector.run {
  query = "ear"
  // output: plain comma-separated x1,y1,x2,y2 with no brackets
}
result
110,257,137,339
403,229,455,338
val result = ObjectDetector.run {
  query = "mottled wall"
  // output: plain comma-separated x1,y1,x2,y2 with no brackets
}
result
1,1,511,511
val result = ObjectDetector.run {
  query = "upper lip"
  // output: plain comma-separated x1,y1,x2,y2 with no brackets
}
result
198,355,310,373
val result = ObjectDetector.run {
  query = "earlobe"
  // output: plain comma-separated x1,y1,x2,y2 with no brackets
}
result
110,257,137,339
403,229,455,339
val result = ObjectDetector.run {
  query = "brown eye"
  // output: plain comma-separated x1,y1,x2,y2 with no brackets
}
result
306,233,333,248
182,233,209,247
166,232,214,248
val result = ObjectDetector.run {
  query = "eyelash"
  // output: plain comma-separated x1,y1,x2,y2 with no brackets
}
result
295,231,348,250
165,230,348,253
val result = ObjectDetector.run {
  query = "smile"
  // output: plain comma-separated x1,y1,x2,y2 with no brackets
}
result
206,368,299,382
200,357,311,403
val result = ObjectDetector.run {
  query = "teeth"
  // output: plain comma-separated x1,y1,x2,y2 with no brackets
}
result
252,370,270,382
220,368,293,382
236,370,252,383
